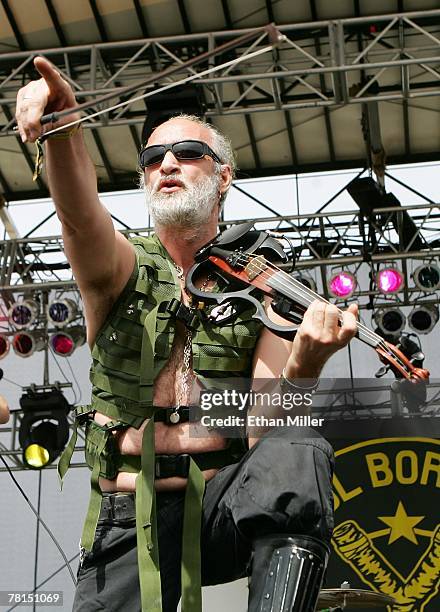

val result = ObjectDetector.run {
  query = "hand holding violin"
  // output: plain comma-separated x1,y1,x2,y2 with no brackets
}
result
285,300,359,380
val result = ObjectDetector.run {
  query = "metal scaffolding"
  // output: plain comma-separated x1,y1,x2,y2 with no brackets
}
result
0,8,439,199
1,9,440,125
0,201,439,305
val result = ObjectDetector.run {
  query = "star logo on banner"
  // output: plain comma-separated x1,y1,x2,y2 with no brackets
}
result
378,501,425,545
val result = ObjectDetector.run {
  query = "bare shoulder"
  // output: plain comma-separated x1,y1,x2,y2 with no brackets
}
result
79,232,137,347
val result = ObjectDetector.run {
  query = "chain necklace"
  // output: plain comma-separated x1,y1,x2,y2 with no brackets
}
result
172,263,211,423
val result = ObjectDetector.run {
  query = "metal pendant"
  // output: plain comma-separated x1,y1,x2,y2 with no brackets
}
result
169,411,180,424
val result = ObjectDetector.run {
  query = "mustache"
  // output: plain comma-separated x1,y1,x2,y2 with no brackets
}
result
153,174,187,192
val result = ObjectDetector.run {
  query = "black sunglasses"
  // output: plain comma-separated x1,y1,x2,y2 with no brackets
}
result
139,139,222,168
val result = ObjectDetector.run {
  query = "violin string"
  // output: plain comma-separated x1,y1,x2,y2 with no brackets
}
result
233,253,415,372
247,256,422,374
207,250,424,377
227,252,392,352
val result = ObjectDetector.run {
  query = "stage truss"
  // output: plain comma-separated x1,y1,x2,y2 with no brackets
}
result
1,8,440,197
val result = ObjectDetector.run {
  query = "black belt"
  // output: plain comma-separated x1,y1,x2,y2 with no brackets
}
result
98,454,192,522
153,406,201,425
100,492,136,521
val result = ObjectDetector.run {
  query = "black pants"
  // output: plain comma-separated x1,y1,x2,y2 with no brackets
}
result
73,426,334,611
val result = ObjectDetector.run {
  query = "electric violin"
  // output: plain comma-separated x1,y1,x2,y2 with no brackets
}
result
186,222,429,383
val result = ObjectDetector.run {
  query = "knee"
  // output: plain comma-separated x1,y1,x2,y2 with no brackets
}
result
255,425,334,466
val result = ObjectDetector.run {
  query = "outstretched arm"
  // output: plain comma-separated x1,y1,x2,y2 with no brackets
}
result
15,57,135,342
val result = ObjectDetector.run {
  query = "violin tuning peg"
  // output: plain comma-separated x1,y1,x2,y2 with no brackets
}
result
410,351,425,363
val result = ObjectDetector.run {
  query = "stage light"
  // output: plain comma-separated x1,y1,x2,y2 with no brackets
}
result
376,267,404,294
0,335,10,359
12,331,45,358
8,299,39,329
50,327,85,356
328,272,357,298
19,388,70,469
408,305,438,334
47,298,78,327
413,264,440,292
374,308,406,335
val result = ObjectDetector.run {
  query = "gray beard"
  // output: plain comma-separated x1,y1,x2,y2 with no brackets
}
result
145,173,221,229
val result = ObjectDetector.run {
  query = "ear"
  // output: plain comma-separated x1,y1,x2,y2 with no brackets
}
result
219,164,232,195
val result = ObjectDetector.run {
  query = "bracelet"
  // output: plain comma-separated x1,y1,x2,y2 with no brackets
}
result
280,367,319,391
48,123,81,140
33,124,81,181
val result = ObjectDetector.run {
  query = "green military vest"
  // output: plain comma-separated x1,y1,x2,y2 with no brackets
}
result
58,233,263,612
88,233,263,433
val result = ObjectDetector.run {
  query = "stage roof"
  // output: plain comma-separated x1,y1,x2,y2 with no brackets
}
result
0,0,439,201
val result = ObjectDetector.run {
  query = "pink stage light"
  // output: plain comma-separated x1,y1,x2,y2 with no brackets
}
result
377,268,403,293
328,272,356,298
51,333,74,356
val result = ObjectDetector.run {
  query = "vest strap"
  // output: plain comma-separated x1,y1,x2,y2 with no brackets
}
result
80,432,108,551
181,458,205,611
136,417,162,611
57,405,95,488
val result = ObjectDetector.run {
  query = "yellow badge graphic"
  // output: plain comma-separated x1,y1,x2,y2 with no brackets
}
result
331,438,440,611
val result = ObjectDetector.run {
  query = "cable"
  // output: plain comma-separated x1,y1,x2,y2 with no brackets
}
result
33,471,42,612
64,356,83,405
49,346,79,405
0,453,77,586
6,553,79,612
0,375,22,388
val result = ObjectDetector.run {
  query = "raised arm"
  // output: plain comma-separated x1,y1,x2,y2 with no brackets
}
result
15,57,135,342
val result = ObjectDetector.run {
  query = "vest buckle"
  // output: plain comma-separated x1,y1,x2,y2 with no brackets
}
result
167,298,197,329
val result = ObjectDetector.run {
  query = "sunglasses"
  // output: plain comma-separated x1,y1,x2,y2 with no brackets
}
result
139,139,222,168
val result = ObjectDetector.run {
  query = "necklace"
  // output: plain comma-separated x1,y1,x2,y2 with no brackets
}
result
171,263,211,423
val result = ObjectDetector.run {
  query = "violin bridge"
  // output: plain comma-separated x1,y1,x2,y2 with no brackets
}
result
245,255,267,280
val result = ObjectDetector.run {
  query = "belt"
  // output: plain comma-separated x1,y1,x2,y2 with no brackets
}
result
153,405,201,425
100,492,136,521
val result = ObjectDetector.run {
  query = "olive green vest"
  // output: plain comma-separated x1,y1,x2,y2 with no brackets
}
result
88,233,263,432
58,233,263,612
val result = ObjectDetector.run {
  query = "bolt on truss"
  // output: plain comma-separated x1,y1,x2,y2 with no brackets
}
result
1,8,440,134
0,203,439,310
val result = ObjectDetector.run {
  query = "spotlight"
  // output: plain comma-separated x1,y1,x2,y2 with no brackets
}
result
12,331,45,358
47,298,78,327
8,299,39,329
50,327,85,356
0,335,10,359
374,308,406,335
376,267,404,294
413,264,440,292
328,272,357,298
408,305,438,334
19,388,70,469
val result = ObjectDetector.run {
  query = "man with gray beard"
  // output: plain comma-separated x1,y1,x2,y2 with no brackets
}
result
145,169,223,228
16,56,358,612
